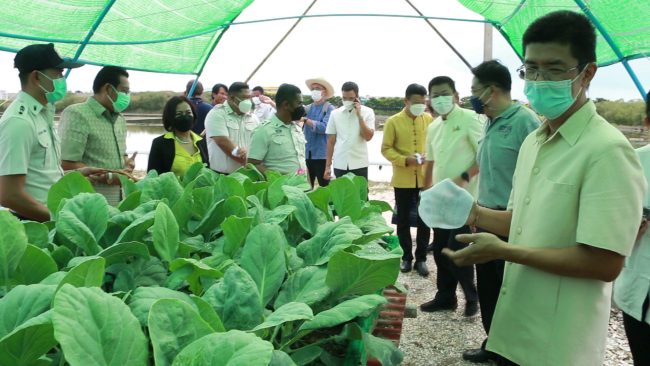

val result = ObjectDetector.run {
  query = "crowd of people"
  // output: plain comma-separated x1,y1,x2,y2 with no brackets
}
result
0,9,648,366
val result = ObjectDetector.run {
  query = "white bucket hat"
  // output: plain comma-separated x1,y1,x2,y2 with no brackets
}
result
305,77,334,99
418,178,474,229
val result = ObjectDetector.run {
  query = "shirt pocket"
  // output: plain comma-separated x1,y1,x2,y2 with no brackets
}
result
272,134,290,145
36,130,51,168
226,119,240,131
244,121,257,131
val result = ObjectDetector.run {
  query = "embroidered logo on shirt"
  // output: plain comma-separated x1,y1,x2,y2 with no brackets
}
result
498,125,512,135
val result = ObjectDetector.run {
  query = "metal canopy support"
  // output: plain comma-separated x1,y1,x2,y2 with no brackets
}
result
403,0,473,70
245,0,319,83
574,0,647,100
64,0,117,78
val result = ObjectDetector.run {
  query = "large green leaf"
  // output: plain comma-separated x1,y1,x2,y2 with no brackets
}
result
22,222,49,248
55,210,102,255
264,205,296,225
171,330,273,366
117,190,141,212
353,211,394,244
0,284,55,339
274,266,330,308
222,216,253,258
11,245,57,285
270,350,297,366
169,258,223,295
97,241,150,266
59,193,109,242
190,296,226,332
363,331,404,366
56,256,105,291
282,186,320,235
240,224,287,307
326,249,399,296
291,345,323,366
46,171,94,217
299,294,387,332
202,266,263,331
296,217,363,265
307,187,332,221
352,175,369,202
251,302,313,331
149,299,215,366
152,203,180,262
0,211,28,287
329,177,363,220
140,172,183,206
127,286,194,326
114,211,156,244
50,245,74,269
113,257,167,292
182,162,206,186
171,182,195,231
192,199,224,236
267,175,288,209
214,175,246,202
0,310,57,366
52,285,148,366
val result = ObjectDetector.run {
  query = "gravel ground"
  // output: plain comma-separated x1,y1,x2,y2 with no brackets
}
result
368,182,634,366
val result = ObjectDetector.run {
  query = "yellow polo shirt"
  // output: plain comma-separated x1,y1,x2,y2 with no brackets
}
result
381,109,432,188
425,105,484,197
487,101,646,365
166,132,204,177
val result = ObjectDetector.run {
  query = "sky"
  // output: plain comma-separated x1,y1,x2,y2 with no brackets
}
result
0,0,649,101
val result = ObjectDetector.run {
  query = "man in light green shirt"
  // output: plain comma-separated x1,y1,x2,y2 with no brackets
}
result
59,66,134,206
443,12,646,366
0,43,101,222
249,83,307,175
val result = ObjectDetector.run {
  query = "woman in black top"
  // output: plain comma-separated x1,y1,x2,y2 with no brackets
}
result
147,96,209,175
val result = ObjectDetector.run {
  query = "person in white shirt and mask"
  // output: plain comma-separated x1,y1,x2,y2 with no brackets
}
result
324,81,375,181
252,86,276,122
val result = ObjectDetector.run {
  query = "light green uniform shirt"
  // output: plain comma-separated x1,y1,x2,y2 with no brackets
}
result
487,101,646,365
205,102,259,173
248,114,306,175
59,97,127,205
0,91,63,204
425,105,484,197
614,144,650,326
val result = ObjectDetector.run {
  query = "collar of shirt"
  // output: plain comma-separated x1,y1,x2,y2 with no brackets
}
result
491,102,520,123
440,104,461,122
18,91,48,117
87,96,119,123
535,100,595,146
224,101,254,118
397,108,429,123
268,114,294,129
163,130,203,144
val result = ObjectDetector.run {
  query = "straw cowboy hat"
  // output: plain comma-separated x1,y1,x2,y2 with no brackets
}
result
305,77,334,99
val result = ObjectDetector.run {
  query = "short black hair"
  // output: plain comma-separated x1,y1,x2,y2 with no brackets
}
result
471,60,511,92
428,76,456,94
162,96,196,132
229,82,249,96
275,83,301,109
185,80,203,96
211,83,228,94
341,81,359,96
93,66,129,94
405,83,427,99
522,11,596,67
252,86,264,93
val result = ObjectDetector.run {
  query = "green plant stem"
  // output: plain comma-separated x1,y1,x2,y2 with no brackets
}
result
285,335,337,354
270,325,281,345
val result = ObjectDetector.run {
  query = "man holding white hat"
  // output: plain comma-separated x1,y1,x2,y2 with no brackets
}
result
303,77,335,188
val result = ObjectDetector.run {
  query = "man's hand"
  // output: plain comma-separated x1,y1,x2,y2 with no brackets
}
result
75,167,106,184
354,100,362,116
124,152,137,173
442,232,507,266
260,95,272,104
406,154,424,166
303,118,314,128
235,146,248,163
324,165,332,181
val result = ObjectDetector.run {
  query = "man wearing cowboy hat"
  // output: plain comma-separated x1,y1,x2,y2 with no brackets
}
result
302,77,335,188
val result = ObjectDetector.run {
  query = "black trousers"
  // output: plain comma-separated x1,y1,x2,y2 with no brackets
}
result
334,167,368,181
476,228,507,339
306,158,329,187
623,297,650,366
431,226,478,302
394,188,429,263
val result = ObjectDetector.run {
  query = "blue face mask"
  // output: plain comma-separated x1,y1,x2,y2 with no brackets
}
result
524,72,584,120
470,88,491,114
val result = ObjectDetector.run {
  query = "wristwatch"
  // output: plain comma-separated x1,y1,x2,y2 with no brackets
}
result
461,171,470,182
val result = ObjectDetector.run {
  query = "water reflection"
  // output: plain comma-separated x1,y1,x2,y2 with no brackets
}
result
126,123,393,182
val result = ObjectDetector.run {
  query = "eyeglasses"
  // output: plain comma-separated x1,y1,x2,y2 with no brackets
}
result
517,65,582,81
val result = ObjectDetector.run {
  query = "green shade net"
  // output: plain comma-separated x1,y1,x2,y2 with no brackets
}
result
0,0,254,74
458,0,650,67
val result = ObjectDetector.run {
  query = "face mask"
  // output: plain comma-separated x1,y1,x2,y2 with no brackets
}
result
238,99,253,114
173,114,194,132
252,97,261,105
524,72,584,120
311,90,322,102
409,103,426,116
108,85,130,113
431,95,454,115
291,105,306,121
469,88,491,115
342,100,354,110
37,71,67,104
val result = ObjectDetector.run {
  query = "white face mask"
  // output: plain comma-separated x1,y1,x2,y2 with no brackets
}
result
311,90,323,102
431,95,454,115
342,100,354,109
409,103,426,116
252,97,261,105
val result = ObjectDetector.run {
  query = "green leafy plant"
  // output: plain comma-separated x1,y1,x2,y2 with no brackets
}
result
0,165,402,365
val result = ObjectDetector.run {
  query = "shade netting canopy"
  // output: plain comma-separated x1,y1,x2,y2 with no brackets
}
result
0,0,647,96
